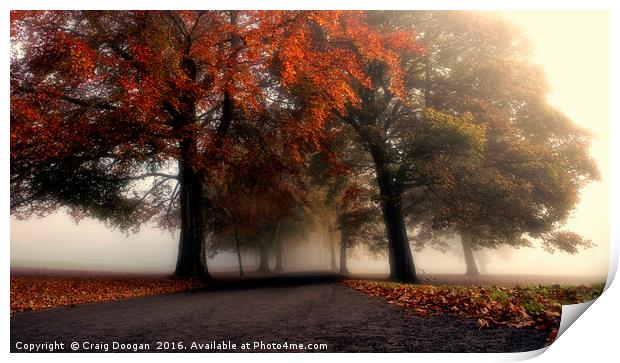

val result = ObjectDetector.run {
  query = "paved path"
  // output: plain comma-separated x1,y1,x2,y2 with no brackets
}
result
10,275,546,353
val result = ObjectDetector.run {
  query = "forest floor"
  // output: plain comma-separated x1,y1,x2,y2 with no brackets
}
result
10,271,605,352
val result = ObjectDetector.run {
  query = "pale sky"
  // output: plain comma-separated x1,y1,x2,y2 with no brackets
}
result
10,11,611,277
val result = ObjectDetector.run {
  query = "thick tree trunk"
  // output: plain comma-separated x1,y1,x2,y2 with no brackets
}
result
172,51,210,280
258,240,270,273
174,158,210,280
373,160,418,283
346,90,418,282
382,195,417,282
460,232,480,276
233,220,244,276
274,220,284,272
339,233,349,275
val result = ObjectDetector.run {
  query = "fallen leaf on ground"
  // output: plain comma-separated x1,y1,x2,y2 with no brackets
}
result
10,275,206,315
342,279,603,345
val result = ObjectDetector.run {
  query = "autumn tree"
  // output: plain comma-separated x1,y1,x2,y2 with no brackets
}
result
202,104,308,275
398,11,599,275
303,177,385,275
11,10,417,279
337,197,385,275
304,126,389,275
332,12,436,283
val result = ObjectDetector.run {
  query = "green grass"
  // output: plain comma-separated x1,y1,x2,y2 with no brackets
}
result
490,288,510,302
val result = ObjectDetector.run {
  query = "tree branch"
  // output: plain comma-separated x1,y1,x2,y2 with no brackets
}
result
165,180,180,224
125,173,178,181
14,87,117,111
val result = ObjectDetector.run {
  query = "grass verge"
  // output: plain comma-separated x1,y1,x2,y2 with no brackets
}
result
342,279,605,344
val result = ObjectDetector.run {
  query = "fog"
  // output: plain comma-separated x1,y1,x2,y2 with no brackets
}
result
9,12,610,279
10,207,608,277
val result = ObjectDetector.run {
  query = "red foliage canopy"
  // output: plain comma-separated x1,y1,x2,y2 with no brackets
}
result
10,11,421,230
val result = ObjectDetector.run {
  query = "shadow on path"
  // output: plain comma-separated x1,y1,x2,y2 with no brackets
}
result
205,272,343,292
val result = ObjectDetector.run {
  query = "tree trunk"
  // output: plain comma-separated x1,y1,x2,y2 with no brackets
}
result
170,15,212,281
258,240,270,273
329,233,337,271
382,194,417,283
174,157,210,280
372,158,418,283
233,220,244,276
460,232,480,276
339,232,349,275
274,220,284,272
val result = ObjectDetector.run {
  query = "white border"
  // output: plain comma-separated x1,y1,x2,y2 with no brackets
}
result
3,1,618,363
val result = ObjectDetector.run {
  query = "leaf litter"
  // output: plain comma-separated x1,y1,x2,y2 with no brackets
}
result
343,279,604,345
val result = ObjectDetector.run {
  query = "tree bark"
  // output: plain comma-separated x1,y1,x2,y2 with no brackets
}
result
274,220,284,272
372,155,418,283
339,232,349,275
460,232,480,276
382,193,417,283
174,156,210,280
171,30,210,280
349,119,419,283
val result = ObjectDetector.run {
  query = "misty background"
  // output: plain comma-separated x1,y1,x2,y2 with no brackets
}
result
10,12,610,278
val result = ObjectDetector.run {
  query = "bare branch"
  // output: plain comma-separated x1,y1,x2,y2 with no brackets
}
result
165,181,180,225
125,173,178,181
